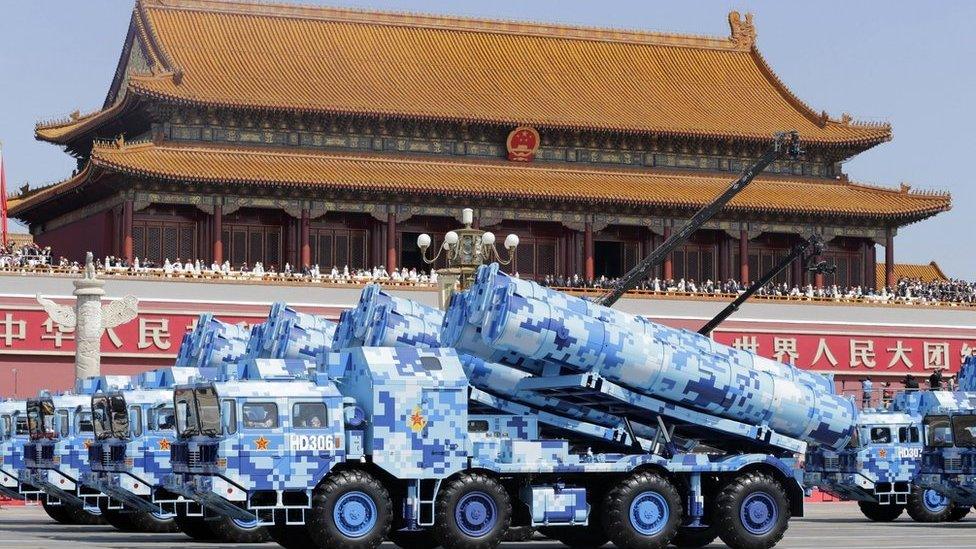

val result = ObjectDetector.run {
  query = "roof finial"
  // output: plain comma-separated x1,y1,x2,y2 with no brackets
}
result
114,134,125,149
728,11,756,50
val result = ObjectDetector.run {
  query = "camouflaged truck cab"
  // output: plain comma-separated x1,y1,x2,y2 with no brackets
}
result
912,390,976,517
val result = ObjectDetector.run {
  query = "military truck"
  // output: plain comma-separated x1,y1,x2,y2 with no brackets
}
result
0,399,37,502
909,384,976,513
804,407,966,522
163,271,863,549
21,377,130,525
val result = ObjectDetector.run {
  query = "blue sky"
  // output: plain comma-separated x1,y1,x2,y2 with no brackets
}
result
1,1,973,277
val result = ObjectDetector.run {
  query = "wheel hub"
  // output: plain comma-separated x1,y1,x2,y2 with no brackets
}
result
455,492,497,538
629,491,668,536
922,489,948,512
740,492,777,535
333,491,377,538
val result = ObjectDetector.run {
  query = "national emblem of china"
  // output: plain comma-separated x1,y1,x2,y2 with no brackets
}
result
506,126,540,162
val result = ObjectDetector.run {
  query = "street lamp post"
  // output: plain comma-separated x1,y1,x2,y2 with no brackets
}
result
417,208,519,307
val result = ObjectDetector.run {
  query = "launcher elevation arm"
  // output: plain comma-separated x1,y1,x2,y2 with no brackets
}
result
596,130,802,307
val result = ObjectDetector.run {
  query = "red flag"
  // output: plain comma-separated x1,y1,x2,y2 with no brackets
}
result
0,145,7,247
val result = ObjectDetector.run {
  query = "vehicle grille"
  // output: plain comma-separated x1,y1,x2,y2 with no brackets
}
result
170,442,188,465
88,445,103,466
944,457,963,472
824,457,840,470
170,442,217,467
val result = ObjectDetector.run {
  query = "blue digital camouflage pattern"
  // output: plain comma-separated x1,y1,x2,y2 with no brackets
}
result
246,302,337,362
83,367,219,514
911,390,976,504
958,356,976,392
22,376,131,507
333,284,442,349
523,485,588,526
805,409,922,505
175,313,253,369
364,305,442,348
0,399,29,499
463,272,854,450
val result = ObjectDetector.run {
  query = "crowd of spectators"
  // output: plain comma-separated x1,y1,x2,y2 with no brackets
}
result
543,274,976,306
0,242,51,269
1,248,973,306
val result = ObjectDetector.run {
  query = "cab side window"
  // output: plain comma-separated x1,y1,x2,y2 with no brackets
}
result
76,412,94,434
221,400,237,435
0,415,9,439
129,407,143,437
58,410,69,437
293,403,327,430
870,427,891,444
899,426,919,443
150,407,176,432
242,402,278,429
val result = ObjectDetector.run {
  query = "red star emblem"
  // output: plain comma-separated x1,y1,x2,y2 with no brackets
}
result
83,439,93,449
878,448,888,459
408,406,427,434
158,439,171,451
254,436,270,450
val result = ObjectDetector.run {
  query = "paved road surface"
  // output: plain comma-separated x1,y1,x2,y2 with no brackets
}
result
1,503,975,548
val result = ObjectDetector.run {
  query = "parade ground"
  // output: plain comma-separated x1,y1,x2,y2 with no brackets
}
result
1,503,975,548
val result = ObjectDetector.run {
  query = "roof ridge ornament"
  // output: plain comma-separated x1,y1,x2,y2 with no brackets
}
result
728,11,756,50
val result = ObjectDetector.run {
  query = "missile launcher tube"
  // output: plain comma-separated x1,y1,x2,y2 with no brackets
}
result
246,302,338,361
480,282,856,450
469,264,834,395
364,305,442,349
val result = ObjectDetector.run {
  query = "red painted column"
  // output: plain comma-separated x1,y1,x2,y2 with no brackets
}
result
885,227,895,288
584,222,594,282
300,208,311,268
738,229,749,285
212,204,223,265
386,211,397,272
122,198,134,265
663,225,674,280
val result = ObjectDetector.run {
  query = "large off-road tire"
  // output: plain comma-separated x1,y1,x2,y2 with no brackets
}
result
127,509,181,533
41,500,75,524
948,505,972,522
906,488,953,522
603,471,682,549
388,529,441,549
857,501,904,522
434,472,511,549
538,503,609,547
503,525,535,541
66,504,107,525
714,473,790,549
269,523,317,549
307,469,393,549
100,507,139,531
174,508,220,541
671,525,719,547
209,516,272,543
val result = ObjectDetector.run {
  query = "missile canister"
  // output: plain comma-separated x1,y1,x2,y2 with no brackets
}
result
175,313,252,369
481,283,856,450
246,302,337,361
364,305,442,349
351,284,443,339
469,264,834,395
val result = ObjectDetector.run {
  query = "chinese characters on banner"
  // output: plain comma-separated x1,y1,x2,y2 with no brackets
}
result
713,331,974,373
0,309,258,355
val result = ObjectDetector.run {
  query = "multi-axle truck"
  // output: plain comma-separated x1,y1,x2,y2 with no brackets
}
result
0,398,36,503
162,268,861,549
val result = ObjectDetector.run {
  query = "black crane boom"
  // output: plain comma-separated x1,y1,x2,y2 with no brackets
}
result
596,130,802,307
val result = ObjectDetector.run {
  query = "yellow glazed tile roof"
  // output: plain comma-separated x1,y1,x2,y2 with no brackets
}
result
877,262,949,286
11,141,947,221
71,0,889,146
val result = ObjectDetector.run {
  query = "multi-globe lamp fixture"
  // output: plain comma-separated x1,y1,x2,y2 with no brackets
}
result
417,208,519,293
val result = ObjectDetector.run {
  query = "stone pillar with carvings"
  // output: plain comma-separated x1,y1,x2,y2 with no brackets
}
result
122,198,134,265
738,229,749,285
386,211,397,272
884,227,895,288
300,208,311,268
36,253,139,381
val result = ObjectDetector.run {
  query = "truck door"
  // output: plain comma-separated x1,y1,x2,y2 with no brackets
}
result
239,400,286,490
288,400,341,483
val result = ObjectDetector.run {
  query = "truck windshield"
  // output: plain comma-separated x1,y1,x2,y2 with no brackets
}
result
951,415,976,448
925,415,953,447
27,399,56,440
92,394,129,440
174,385,221,438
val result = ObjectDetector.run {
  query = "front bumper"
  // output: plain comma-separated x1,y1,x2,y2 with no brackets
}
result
163,473,256,522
